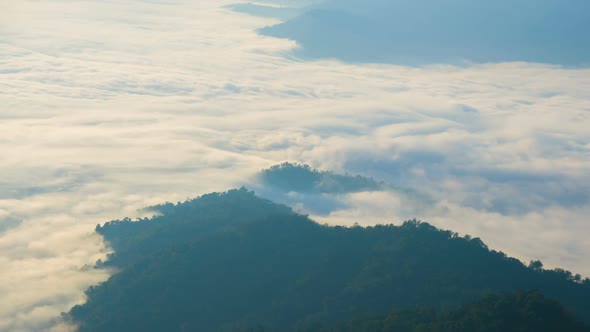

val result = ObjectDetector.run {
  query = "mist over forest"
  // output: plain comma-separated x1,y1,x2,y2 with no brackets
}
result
1,0,589,331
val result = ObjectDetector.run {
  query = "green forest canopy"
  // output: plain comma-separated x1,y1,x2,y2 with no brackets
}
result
69,188,590,331
305,290,590,332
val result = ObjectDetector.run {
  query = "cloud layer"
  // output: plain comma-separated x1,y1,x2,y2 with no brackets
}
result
1,0,589,330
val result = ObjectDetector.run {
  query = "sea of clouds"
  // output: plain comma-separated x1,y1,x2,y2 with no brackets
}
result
1,0,589,330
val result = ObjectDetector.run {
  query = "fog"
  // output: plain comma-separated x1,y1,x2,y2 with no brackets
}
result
0,0,589,330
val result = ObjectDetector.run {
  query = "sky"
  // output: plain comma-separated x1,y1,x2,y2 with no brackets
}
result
1,0,589,330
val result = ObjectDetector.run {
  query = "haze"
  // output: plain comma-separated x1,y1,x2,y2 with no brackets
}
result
0,0,589,330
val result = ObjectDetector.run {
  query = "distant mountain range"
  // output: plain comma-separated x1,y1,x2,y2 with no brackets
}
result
239,0,590,65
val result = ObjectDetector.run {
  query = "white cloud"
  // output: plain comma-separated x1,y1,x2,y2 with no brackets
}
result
1,0,589,330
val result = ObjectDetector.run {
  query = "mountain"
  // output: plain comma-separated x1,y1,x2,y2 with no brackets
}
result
306,290,590,332
68,188,590,331
259,0,590,65
258,162,384,194
251,162,430,217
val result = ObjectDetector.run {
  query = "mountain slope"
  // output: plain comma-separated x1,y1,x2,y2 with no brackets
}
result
69,189,590,331
306,290,590,332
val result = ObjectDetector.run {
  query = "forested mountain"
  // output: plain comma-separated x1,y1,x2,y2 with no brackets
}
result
305,290,590,332
68,188,590,331
258,162,383,194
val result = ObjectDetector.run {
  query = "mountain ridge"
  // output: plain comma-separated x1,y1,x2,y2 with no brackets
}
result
69,188,590,331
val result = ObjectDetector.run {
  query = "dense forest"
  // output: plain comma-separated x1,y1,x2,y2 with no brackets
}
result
68,188,590,331
305,290,590,332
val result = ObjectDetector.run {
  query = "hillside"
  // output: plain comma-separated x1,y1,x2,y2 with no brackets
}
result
69,188,590,331
306,290,590,332
258,162,383,194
